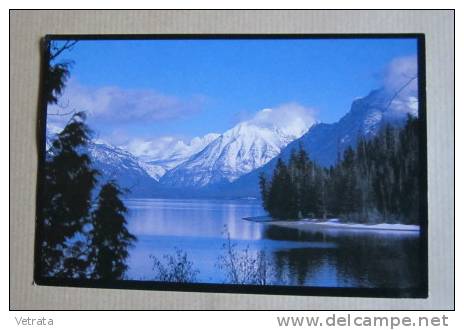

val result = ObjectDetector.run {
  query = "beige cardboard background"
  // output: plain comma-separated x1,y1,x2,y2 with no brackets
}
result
10,10,454,310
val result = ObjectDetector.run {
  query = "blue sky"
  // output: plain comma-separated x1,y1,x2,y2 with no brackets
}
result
48,38,418,156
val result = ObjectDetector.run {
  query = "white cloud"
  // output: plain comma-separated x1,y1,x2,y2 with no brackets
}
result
383,55,418,96
118,103,317,163
123,136,179,160
47,79,205,126
247,102,318,137
382,55,419,117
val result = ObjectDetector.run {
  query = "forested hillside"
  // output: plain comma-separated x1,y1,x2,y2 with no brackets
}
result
259,115,421,224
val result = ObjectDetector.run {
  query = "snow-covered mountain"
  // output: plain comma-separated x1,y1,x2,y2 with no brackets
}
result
45,129,160,197
160,113,311,188
44,77,418,199
142,133,220,180
85,142,159,197
221,87,419,198
291,87,418,166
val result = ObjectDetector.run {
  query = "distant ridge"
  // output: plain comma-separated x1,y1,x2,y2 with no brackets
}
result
65,85,418,198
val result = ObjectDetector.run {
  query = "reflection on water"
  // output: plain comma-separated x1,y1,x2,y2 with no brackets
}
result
125,198,421,288
127,198,264,240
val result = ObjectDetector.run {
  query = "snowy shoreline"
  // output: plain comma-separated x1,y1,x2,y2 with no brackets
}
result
243,217,420,232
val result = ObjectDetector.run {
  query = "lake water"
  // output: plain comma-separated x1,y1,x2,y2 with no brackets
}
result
125,198,422,288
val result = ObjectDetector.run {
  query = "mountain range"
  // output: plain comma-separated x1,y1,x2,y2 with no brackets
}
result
67,85,418,198
160,111,309,188
221,87,418,197
140,133,220,181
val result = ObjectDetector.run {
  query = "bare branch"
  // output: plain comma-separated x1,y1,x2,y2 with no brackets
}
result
47,109,76,117
384,75,418,112
49,40,78,61
55,98,70,110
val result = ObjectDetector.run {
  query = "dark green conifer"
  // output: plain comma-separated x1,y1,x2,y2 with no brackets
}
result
90,182,137,280
258,116,421,225
42,112,98,276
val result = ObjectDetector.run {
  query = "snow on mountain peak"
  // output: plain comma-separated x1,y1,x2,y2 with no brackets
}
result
160,105,315,188
120,133,220,180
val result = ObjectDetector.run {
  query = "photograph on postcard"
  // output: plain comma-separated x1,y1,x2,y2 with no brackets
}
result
35,36,428,297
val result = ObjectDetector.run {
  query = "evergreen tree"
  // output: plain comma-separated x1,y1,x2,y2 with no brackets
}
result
40,39,138,280
312,166,327,218
288,149,304,216
258,173,270,212
297,149,319,218
258,116,421,225
397,115,420,224
325,166,338,217
355,135,373,222
339,146,362,218
42,40,77,105
267,159,298,220
90,182,136,280
42,112,98,276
